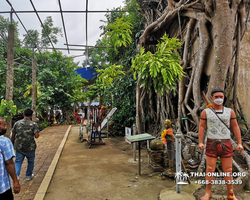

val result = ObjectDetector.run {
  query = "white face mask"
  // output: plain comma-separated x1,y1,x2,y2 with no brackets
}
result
213,98,224,105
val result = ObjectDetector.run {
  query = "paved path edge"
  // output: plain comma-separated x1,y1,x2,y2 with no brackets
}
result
33,125,72,200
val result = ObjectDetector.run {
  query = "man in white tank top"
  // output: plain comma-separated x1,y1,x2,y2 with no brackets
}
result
198,89,243,200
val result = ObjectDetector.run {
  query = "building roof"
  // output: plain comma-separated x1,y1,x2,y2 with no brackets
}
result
71,102,99,107
81,102,99,107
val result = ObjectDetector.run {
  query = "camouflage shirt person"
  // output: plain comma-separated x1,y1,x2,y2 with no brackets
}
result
12,118,39,151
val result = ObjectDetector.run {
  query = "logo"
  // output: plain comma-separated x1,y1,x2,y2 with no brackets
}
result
175,171,189,185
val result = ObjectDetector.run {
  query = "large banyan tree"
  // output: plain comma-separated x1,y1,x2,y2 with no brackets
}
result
135,0,250,176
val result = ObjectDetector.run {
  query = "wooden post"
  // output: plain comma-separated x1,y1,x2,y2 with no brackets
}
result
5,23,14,138
32,47,37,121
99,95,103,108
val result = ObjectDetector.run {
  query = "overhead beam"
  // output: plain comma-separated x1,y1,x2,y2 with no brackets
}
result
64,43,107,48
29,0,57,53
40,47,87,51
58,0,70,54
0,10,129,14
5,0,46,64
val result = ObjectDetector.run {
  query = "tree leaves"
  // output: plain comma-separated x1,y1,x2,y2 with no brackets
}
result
96,64,126,88
103,17,132,54
132,33,185,96
0,99,17,120
22,16,62,49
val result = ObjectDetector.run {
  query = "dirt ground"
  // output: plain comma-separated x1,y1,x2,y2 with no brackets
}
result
44,126,176,200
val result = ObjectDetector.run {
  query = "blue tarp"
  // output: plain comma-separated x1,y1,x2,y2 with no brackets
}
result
75,67,97,79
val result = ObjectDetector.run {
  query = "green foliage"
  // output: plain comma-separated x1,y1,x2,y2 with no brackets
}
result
41,16,63,47
39,121,49,130
22,16,62,48
85,82,104,101
23,82,41,100
0,47,33,109
71,76,88,103
36,51,86,109
0,60,7,99
132,34,184,95
95,1,142,66
0,15,21,48
0,38,87,115
85,0,142,132
102,74,136,131
22,29,39,48
103,17,132,54
0,1,141,131
0,99,17,120
96,64,126,88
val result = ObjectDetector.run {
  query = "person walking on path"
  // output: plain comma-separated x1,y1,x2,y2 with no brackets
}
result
198,89,243,200
11,109,40,181
0,117,20,199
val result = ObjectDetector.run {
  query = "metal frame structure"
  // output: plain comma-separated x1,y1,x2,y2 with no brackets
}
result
5,0,46,64
0,10,128,14
3,0,128,59
58,0,69,54
29,0,57,53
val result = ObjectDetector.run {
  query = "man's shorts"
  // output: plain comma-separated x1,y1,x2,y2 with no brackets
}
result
205,138,234,158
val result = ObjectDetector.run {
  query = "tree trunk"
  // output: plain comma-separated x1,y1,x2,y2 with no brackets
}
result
5,24,14,138
207,0,239,95
99,95,103,108
32,48,37,121
136,0,250,174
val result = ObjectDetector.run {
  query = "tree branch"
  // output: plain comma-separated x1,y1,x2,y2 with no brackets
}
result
182,19,196,70
139,0,200,47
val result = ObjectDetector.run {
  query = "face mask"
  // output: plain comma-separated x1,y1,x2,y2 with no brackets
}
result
0,129,6,136
213,98,224,105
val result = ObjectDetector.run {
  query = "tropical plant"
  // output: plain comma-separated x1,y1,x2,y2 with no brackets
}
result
22,16,62,49
39,121,49,130
102,74,136,132
96,64,126,88
23,82,41,100
134,0,250,175
0,15,21,49
22,29,39,48
103,17,132,54
41,16,63,47
0,99,17,120
83,0,142,133
85,82,104,101
132,34,184,96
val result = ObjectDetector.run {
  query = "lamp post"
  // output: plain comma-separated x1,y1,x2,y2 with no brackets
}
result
175,129,182,193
